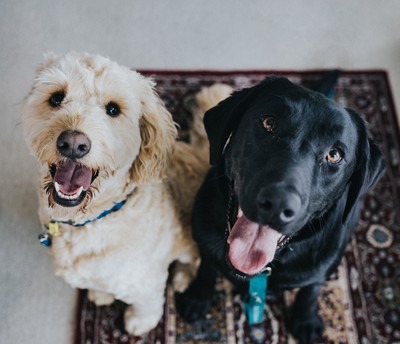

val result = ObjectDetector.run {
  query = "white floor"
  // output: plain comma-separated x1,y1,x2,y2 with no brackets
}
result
1,1,399,343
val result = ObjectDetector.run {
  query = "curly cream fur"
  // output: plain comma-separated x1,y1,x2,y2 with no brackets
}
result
21,52,232,335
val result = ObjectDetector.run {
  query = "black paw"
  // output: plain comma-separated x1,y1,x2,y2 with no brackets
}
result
288,313,324,344
175,289,212,323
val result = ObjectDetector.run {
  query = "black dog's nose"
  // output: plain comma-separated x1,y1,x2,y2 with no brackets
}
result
257,186,302,225
56,130,91,159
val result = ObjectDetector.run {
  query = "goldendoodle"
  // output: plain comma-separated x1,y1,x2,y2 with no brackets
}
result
21,52,231,335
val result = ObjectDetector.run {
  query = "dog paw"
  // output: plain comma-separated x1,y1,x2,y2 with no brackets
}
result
171,260,199,293
87,290,115,306
175,290,211,323
172,271,192,293
288,313,324,344
124,306,161,336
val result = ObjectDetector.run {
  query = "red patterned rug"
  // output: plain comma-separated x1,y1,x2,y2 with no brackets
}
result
75,71,400,344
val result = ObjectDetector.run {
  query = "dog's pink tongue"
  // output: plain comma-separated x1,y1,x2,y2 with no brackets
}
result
227,215,281,275
54,162,92,195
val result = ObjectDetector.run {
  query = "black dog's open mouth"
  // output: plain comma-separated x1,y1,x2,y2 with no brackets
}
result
49,162,98,207
227,212,282,275
225,206,294,278
224,231,293,280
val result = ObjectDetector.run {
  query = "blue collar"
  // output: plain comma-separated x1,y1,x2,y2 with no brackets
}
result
59,199,127,227
39,194,132,247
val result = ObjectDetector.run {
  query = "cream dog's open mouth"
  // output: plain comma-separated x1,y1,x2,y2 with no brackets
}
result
49,161,98,207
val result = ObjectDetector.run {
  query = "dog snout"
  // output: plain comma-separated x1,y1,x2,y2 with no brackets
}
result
257,185,302,225
56,130,91,159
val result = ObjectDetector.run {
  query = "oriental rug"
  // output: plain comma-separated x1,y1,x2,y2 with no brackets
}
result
75,71,400,344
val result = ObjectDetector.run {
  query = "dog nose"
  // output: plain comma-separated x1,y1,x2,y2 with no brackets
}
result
56,130,91,159
257,186,302,225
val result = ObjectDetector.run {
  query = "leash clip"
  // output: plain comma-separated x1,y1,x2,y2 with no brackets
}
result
260,266,272,276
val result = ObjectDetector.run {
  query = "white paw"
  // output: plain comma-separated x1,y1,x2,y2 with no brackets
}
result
171,259,199,293
124,306,162,336
172,271,191,293
87,290,115,306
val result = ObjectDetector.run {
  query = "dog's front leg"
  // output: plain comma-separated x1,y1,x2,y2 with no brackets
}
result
288,283,324,344
124,293,165,336
175,258,217,322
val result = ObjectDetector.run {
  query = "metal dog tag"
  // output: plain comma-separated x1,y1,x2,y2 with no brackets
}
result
48,220,60,236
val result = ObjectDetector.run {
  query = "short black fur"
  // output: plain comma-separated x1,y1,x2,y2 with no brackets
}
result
176,76,385,344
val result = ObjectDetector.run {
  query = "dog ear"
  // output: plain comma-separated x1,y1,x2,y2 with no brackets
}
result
130,77,178,184
343,109,385,221
36,52,60,74
204,88,251,166
204,76,294,166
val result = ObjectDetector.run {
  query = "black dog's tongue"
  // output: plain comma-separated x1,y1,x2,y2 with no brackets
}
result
54,162,92,195
227,214,282,275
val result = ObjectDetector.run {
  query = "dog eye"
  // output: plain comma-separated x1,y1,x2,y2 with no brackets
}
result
49,92,65,108
326,148,343,164
105,102,121,117
261,116,276,132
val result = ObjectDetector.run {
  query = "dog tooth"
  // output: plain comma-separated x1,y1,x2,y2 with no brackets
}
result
54,181,60,193
54,183,83,201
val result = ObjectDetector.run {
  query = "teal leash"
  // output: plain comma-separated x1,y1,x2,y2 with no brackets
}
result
245,266,272,324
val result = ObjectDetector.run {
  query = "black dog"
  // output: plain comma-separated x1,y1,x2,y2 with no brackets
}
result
177,76,385,343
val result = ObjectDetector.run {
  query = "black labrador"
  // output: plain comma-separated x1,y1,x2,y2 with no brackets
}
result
177,76,385,343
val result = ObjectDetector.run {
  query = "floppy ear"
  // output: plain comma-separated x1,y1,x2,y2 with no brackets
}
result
130,78,178,184
343,109,385,221
204,88,251,165
204,76,294,166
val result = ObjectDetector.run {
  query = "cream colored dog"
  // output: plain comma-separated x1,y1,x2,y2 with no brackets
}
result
21,52,232,335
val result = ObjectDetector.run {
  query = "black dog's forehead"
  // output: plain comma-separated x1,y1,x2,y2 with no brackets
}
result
250,89,341,121
246,90,356,146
